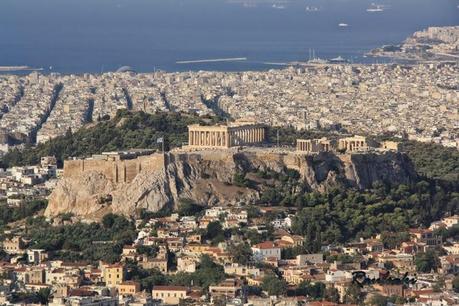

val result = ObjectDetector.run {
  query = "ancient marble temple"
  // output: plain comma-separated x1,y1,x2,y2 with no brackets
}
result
187,120,265,148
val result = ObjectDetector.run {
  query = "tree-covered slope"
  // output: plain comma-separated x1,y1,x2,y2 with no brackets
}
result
400,141,459,182
0,110,220,168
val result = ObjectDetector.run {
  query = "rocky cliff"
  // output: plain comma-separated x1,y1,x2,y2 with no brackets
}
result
45,150,418,220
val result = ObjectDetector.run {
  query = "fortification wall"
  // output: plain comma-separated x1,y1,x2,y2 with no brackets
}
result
197,150,238,162
63,154,165,184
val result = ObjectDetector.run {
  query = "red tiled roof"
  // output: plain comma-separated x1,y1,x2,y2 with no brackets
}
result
412,289,435,296
105,263,124,269
153,285,189,292
252,241,278,249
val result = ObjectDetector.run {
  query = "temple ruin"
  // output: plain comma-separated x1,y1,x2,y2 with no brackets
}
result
187,120,265,148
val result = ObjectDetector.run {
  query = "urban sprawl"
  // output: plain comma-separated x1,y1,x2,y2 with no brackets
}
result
0,61,458,153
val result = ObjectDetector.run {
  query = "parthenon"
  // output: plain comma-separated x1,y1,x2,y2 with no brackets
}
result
187,120,265,148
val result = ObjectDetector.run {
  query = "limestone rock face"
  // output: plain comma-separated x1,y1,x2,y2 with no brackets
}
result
46,171,115,217
111,169,172,216
45,150,417,220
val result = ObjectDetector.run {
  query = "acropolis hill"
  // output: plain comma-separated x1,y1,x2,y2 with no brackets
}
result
46,124,417,220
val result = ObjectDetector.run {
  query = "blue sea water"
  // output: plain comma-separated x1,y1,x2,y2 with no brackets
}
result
0,0,457,73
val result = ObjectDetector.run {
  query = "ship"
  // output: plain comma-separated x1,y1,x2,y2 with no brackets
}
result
307,58,328,64
272,4,285,9
307,49,328,64
338,23,349,27
367,3,384,12
305,6,320,12
329,56,349,63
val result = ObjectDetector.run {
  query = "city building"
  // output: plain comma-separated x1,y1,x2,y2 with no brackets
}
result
103,264,125,287
152,286,190,305
251,241,281,261
2,236,25,254
118,281,141,296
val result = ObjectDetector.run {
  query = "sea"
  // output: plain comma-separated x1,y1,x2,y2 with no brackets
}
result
0,0,458,74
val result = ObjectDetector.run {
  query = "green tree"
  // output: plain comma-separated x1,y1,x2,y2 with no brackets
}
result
324,287,340,303
140,269,168,292
369,294,389,306
384,261,395,270
169,255,225,289
415,250,439,273
232,243,253,265
296,281,326,300
344,283,363,305
36,288,51,305
261,273,287,296
233,172,250,188
452,275,459,293
177,198,204,217
137,245,158,257
205,221,224,242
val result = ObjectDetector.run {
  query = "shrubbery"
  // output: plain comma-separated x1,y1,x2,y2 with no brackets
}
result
27,213,136,263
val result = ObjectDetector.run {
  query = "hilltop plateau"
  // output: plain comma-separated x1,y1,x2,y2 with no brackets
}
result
44,148,417,220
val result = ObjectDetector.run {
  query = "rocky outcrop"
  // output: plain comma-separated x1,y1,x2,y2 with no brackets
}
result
47,171,115,217
45,150,417,220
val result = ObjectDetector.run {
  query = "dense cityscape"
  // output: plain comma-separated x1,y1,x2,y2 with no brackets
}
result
0,61,458,153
